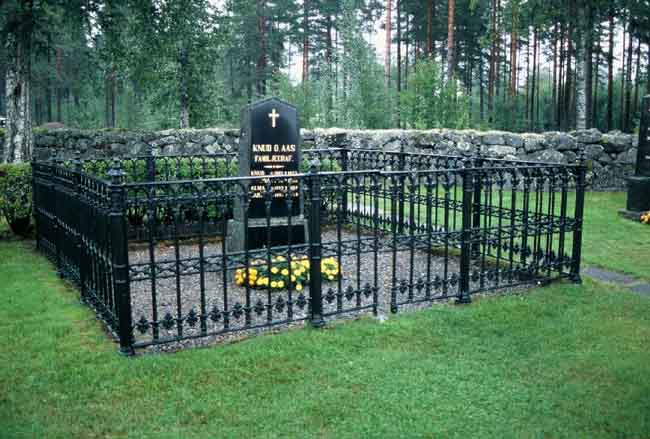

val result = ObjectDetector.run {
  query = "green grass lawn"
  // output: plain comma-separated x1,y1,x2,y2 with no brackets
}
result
1,193,649,438
581,192,650,280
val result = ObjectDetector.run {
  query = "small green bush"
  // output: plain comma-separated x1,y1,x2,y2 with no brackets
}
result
0,163,33,237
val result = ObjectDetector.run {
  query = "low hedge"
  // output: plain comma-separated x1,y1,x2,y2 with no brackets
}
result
0,163,33,237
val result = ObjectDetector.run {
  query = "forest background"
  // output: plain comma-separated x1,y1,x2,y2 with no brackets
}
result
1,0,649,150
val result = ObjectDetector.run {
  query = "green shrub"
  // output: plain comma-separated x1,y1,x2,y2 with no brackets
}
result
0,163,33,237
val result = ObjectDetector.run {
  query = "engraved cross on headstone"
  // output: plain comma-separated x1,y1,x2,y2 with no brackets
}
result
268,108,280,128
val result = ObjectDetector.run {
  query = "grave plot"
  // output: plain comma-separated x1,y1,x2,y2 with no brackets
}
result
32,98,587,354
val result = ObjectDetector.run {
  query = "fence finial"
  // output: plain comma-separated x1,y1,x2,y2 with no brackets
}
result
72,151,82,172
107,158,126,184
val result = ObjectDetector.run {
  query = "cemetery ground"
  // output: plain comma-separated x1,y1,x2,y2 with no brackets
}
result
1,192,649,438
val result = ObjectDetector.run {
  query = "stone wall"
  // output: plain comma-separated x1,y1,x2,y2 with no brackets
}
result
14,127,640,190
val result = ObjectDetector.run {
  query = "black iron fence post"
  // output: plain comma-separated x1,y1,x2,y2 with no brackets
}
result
31,160,40,251
471,153,484,259
108,160,135,355
307,160,325,328
53,156,64,277
397,145,406,234
571,155,587,284
457,165,473,304
340,145,349,224
73,153,86,297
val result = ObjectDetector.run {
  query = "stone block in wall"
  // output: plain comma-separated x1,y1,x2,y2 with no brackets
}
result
481,131,505,145
199,135,217,145
503,133,524,148
150,135,180,149
544,132,576,151
109,143,127,155
482,144,517,157
615,148,638,165
522,134,546,153
597,153,614,164
454,141,474,154
563,151,577,163
526,149,566,164
128,142,148,155
583,144,605,160
602,130,632,153
571,128,602,144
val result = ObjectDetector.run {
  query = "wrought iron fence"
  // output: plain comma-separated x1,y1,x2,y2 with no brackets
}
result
32,147,586,355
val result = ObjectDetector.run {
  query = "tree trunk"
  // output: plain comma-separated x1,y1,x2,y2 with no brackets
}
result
632,36,640,117
179,46,190,129
593,34,601,128
558,23,565,129
624,24,633,132
488,0,497,121
619,20,626,130
385,0,392,89
46,47,53,122
575,5,587,130
536,35,541,129
56,47,63,122
3,1,33,164
646,41,650,95
607,9,614,131
427,0,434,57
302,0,309,83
256,0,267,96
404,14,409,89
396,0,401,127
565,12,574,131
552,26,557,128
495,0,502,105
531,28,538,129
326,13,333,122
478,53,485,122
525,32,530,123
584,3,593,128
446,0,455,81
510,3,518,97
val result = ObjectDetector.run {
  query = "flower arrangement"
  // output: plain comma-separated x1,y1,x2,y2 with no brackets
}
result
641,211,650,225
235,256,340,291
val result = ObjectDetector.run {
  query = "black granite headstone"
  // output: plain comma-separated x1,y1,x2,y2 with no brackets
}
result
621,95,650,219
228,98,307,251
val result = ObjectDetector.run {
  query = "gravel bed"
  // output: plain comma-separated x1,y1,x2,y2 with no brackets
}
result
128,228,532,354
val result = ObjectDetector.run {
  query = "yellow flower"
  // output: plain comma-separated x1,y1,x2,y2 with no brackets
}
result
277,280,285,288
271,266,279,274
257,278,265,286
271,281,277,288
249,268,257,276
295,283,303,291
327,275,334,281
281,268,289,276
291,275,297,282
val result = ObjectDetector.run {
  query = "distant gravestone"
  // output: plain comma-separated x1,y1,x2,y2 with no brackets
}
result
227,98,307,251
620,95,650,219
